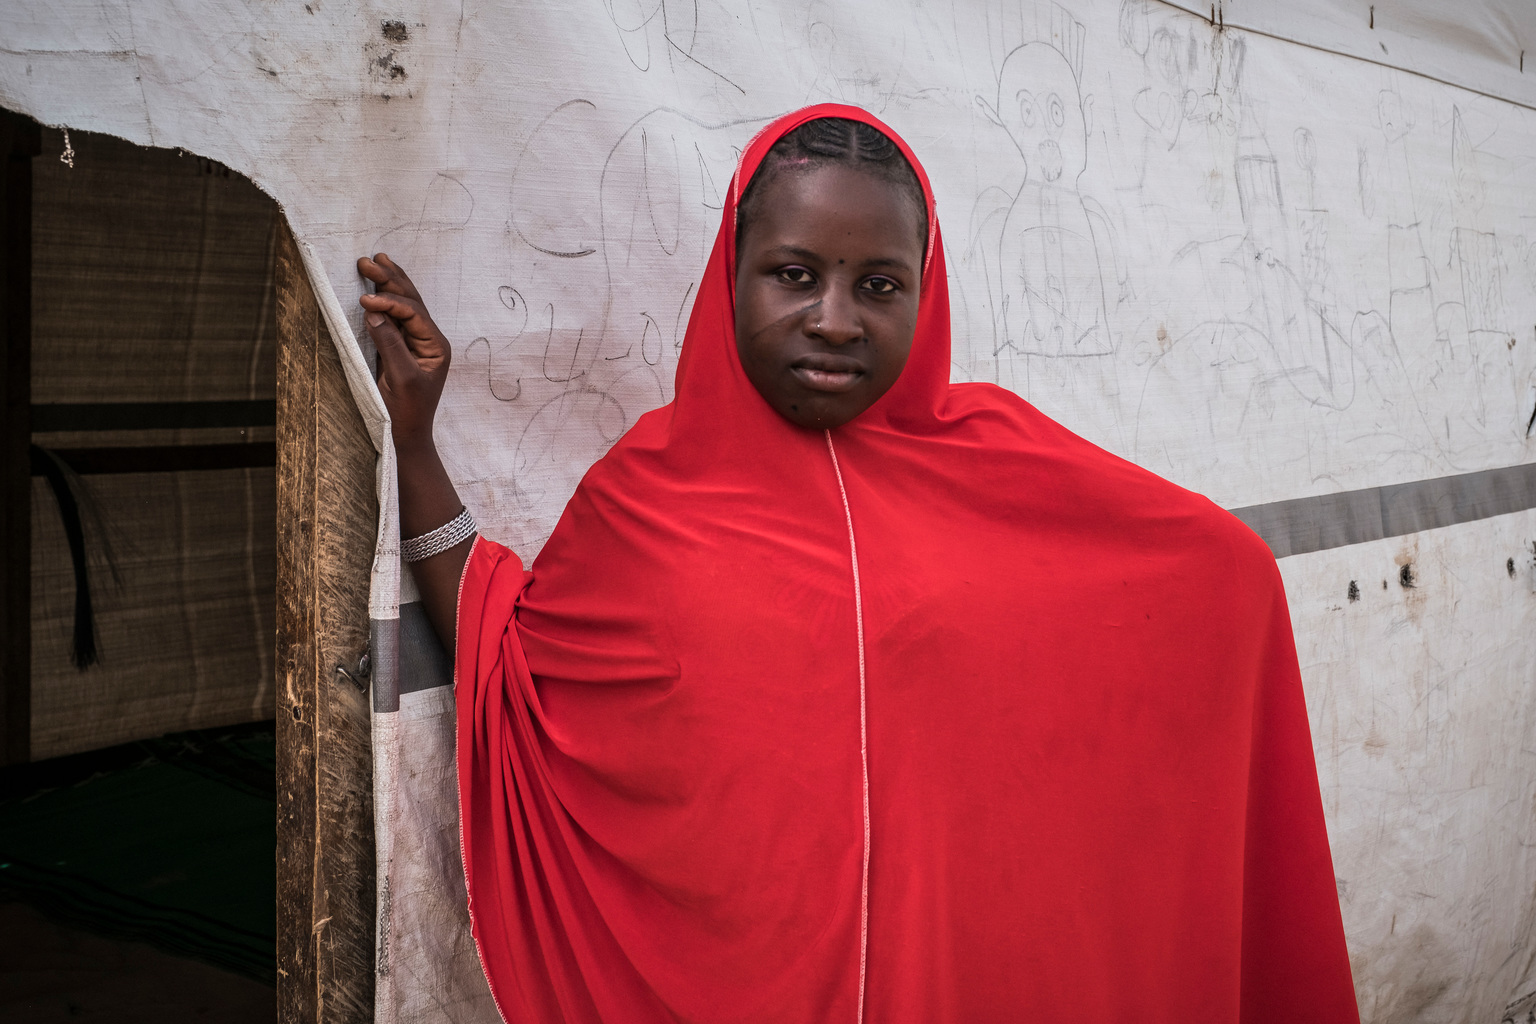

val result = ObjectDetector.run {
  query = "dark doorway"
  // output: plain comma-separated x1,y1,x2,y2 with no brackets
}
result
1,111,277,1020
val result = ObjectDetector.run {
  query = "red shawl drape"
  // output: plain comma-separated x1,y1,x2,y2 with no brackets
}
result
455,104,1358,1023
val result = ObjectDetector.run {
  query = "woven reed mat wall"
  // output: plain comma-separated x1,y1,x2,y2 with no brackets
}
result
29,127,277,759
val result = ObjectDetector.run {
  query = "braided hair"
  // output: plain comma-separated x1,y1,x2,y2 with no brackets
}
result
736,117,928,256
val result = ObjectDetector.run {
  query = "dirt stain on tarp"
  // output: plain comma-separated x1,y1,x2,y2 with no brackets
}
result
364,20,418,96
1354,922,1458,1021
1392,541,1429,624
1362,727,1388,758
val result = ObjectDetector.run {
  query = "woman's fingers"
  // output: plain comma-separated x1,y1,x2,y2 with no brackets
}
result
356,254,389,284
359,291,447,356
363,307,420,383
359,289,425,330
359,252,426,304
355,252,450,457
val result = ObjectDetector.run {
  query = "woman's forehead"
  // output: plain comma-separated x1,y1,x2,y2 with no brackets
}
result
731,109,937,276
736,109,932,195
741,164,926,253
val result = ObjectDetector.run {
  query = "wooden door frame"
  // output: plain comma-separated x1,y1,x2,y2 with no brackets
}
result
275,222,378,1022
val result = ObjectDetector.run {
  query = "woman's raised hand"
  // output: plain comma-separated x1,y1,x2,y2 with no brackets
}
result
358,253,471,647
358,253,450,454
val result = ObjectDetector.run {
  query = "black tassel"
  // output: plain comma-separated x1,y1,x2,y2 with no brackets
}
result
30,445,98,670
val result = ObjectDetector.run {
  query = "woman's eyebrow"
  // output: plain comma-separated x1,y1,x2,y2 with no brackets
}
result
760,246,914,274
762,245,821,262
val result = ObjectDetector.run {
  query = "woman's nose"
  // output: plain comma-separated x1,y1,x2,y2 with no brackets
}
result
808,287,863,345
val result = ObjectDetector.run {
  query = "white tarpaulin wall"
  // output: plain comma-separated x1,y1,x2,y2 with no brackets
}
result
5,0,1535,1020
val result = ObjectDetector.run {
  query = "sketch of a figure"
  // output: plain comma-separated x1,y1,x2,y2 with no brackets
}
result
1372,87,1442,368
981,37,1119,357
1447,105,1505,345
1363,86,1506,438
1120,0,1198,155
1444,104,1510,428
1232,109,1351,406
1150,31,1355,413
1453,227,1504,338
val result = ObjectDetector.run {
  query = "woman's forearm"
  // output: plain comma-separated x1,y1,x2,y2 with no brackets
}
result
397,438,474,650
357,251,470,653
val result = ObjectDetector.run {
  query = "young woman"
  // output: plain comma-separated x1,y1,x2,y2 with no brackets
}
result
357,105,1358,1023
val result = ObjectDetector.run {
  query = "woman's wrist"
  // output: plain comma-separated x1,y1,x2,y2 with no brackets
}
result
393,430,441,466
394,429,465,541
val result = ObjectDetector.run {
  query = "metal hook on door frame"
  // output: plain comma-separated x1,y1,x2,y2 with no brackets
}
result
335,652,371,694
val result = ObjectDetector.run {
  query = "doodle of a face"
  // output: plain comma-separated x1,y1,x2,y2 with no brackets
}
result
996,42,1087,185
1151,26,1185,88
1376,90,1413,142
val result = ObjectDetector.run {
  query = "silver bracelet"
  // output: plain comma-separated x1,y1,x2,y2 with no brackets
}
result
401,506,477,563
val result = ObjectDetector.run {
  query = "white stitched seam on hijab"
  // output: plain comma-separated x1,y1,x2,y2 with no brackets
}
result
824,429,870,1024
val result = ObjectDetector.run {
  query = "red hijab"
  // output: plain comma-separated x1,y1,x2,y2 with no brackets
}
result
456,104,1357,1023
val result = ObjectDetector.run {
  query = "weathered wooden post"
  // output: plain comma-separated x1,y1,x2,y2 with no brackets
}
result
275,222,379,1022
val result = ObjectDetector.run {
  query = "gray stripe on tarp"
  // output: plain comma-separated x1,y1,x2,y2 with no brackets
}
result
371,616,400,714
362,465,1536,703
370,602,454,714
399,602,454,694
1229,462,1536,559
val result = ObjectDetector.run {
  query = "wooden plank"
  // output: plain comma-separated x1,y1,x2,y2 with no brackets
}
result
1,110,40,766
275,221,378,1022
275,218,320,1021
31,400,276,431
310,232,379,1023
31,443,277,475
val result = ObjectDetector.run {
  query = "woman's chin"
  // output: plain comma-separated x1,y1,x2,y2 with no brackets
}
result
771,394,867,431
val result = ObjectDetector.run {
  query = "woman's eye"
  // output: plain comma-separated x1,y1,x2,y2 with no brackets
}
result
777,267,814,285
862,277,899,295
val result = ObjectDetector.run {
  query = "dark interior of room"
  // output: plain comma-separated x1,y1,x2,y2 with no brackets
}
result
1,111,278,1022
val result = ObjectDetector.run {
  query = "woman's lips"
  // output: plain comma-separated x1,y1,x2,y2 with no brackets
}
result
790,355,864,393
